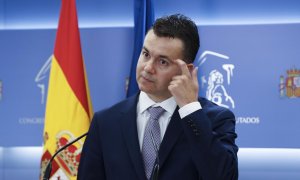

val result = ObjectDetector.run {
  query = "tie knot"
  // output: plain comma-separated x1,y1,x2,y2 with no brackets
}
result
148,106,165,121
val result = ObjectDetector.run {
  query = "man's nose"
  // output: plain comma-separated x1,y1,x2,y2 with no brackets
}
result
144,59,155,73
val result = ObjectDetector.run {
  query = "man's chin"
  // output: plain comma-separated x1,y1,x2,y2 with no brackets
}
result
138,86,152,94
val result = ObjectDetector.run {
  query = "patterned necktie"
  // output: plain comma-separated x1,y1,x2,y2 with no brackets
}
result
142,106,165,179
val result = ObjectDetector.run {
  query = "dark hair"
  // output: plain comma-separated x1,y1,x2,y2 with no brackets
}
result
152,14,200,64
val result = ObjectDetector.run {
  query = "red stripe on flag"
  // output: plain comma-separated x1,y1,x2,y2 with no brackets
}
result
54,0,90,117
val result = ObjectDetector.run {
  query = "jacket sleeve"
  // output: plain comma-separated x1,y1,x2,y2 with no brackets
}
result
180,105,238,180
77,113,106,180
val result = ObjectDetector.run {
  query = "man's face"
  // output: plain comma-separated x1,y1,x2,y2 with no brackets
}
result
136,30,185,102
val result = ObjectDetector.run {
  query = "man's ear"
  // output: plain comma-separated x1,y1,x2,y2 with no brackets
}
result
187,64,194,74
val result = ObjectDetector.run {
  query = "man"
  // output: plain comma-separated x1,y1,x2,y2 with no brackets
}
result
78,14,238,180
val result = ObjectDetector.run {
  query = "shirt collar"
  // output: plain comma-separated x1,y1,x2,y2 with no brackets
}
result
138,91,177,115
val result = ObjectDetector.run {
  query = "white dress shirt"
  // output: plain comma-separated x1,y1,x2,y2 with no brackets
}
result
136,91,202,150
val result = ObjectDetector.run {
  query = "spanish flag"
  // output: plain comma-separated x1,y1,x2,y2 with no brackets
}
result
40,0,93,179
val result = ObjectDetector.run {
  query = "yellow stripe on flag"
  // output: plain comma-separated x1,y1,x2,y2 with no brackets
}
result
43,56,90,153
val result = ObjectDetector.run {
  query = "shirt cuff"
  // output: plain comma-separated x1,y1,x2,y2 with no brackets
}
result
178,101,202,119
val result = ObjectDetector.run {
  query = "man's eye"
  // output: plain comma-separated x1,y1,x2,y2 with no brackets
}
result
159,59,169,66
142,51,149,57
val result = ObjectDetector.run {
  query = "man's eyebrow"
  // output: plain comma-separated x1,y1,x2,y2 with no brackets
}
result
142,46,171,61
142,47,149,52
159,55,171,60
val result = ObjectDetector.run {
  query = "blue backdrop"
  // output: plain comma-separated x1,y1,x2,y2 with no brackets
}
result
1,25,299,148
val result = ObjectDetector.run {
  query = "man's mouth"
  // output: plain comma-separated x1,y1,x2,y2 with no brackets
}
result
141,73,154,82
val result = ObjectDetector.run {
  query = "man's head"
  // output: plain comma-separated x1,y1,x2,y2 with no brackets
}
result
152,14,200,64
136,14,200,102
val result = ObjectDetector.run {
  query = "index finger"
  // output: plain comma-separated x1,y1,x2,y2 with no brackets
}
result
175,59,191,76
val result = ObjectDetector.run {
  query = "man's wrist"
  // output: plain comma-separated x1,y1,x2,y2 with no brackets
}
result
178,101,202,118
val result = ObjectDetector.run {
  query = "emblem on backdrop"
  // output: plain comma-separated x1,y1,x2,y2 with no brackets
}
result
195,50,235,109
280,68,300,98
35,55,52,104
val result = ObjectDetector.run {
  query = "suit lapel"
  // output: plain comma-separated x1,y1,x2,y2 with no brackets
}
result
159,107,183,168
120,94,146,180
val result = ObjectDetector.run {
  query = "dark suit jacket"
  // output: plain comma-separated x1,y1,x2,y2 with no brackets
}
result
78,94,238,180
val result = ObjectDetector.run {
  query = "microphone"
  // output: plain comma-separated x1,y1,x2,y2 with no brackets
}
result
150,130,160,180
43,132,88,180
